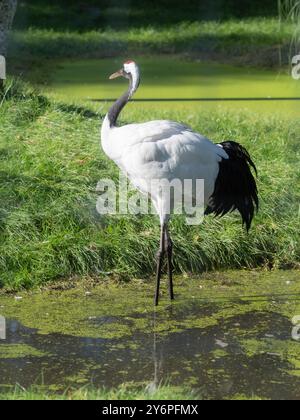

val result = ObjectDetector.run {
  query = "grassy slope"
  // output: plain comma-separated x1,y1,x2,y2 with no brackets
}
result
0,386,263,400
11,0,286,63
9,2,299,82
9,19,298,65
0,384,198,400
0,82,299,290
0,387,264,400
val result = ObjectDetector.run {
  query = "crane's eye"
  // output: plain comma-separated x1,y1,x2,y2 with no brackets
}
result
122,68,130,77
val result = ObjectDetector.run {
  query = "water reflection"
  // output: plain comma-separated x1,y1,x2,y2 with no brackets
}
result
0,299,300,399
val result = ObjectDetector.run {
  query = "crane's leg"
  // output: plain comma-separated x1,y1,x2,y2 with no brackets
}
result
165,227,174,301
154,224,166,306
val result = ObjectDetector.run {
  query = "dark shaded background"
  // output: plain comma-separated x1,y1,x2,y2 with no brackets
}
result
14,0,278,31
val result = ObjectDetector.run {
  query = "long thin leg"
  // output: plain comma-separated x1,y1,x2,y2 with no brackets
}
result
165,227,174,300
154,224,165,306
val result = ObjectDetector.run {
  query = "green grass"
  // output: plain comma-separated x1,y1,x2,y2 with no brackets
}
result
0,80,299,290
0,386,272,400
9,18,299,67
0,384,198,400
279,0,300,22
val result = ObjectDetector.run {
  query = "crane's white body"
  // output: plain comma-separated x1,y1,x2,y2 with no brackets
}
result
100,60,257,304
101,114,228,223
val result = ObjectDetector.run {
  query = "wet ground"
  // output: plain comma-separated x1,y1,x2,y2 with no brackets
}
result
0,270,299,399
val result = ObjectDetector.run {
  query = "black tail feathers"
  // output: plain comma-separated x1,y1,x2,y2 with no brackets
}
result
205,141,258,231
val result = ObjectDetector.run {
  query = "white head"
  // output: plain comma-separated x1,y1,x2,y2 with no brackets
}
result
109,60,140,96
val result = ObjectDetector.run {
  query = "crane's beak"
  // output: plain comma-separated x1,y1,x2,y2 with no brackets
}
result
109,69,124,80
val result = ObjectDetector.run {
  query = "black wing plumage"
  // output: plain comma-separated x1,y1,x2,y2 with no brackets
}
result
205,141,258,231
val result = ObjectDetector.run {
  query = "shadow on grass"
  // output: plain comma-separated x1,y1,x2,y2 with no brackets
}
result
1,79,103,122
56,103,102,119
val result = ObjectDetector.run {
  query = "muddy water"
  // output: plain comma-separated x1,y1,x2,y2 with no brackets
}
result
0,270,299,399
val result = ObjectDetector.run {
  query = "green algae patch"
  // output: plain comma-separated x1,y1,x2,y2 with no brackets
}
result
240,336,300,378
212,349,228,358
49,58,300,118
289,357,300,377
0,269,300,399
0,344,48,359
0,270,299,340
229,394,266,400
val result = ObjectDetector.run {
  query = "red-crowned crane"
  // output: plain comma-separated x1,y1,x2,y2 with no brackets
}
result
101,60,258,305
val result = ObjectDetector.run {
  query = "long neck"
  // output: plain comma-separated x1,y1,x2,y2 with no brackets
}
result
107,74,136,128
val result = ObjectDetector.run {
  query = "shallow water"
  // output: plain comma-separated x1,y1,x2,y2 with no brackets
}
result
47,57,300,117
0,270,299,399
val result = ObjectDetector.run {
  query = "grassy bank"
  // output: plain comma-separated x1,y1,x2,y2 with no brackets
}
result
0,386,264,400
0,384,198,400
9,19,298,68
7,1,300,85
0,81,299,290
